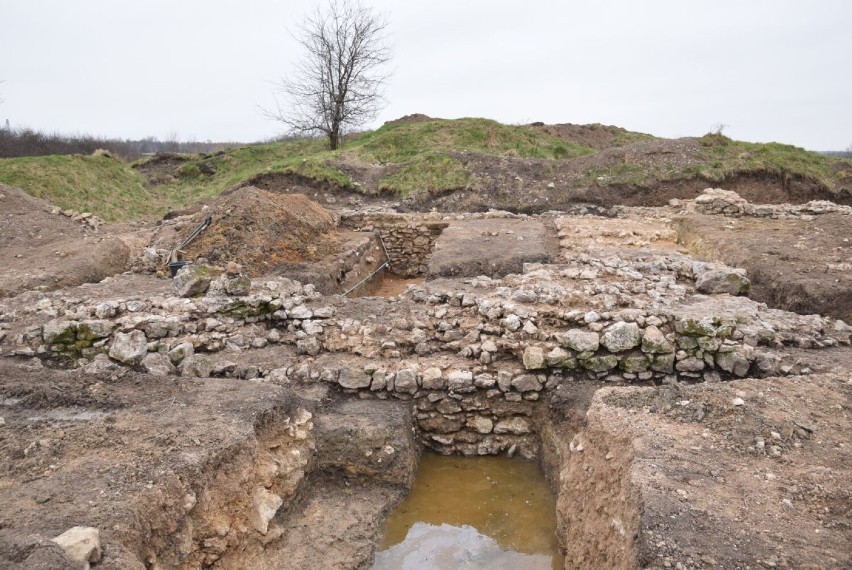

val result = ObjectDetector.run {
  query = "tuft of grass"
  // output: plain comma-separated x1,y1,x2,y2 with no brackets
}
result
0,153,152,221
377,153,471,198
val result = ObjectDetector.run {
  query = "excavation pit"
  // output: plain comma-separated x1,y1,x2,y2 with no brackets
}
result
360,269,425,298
373,452,564,570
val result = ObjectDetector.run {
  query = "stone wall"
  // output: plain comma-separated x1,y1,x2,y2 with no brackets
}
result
341,213,448,277
685,188,852,218
5,258,850,458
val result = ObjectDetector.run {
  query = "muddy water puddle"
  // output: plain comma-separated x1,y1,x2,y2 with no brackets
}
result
373,453,563,569
363,270,424,297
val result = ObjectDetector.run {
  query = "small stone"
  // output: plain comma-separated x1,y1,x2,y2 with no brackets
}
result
502,314,522,331
522,346,546,370
250,487,283,535
733,397,745,406
225,261,242,275
600,321,642,352
421,367,445,390
173,263,213,297
108,330,148,365
447,370,474,392
338,368,371,389
511,373,543,392
52,526,101,565
561,329,600,352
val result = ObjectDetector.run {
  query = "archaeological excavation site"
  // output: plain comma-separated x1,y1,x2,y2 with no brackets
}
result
0,119,850,569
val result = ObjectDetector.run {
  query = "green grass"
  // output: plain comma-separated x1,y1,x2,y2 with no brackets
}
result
0,153,152,221
377,153,471,198
577,133,850,196
351,117,596,163
3,120,847,223
696,134,846,191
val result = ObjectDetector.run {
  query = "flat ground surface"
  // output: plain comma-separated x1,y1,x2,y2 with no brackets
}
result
675,213,852,322
427,218,552,279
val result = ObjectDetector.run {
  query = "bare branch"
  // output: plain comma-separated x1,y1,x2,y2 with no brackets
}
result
266,0,391,150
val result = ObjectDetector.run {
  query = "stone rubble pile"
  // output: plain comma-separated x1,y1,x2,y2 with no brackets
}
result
687,188,852,219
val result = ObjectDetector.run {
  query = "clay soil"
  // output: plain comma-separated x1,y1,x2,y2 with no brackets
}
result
675,213,852,322
0,184,145,298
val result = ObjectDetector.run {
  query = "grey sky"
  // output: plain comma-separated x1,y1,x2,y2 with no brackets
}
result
1,0,850,149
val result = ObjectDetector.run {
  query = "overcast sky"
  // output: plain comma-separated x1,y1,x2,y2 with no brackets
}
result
1,0,850,149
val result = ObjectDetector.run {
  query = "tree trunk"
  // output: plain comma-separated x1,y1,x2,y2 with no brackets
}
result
328,130,339,150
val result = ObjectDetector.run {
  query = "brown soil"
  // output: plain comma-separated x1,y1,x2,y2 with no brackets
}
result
180,187,343,276
132,153,194,186
675,213,852,322
400,141,848,213
0,184,140,298
558,371,852,569
526,122,648,150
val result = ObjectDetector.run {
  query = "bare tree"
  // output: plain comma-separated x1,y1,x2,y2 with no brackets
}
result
268,0,391,150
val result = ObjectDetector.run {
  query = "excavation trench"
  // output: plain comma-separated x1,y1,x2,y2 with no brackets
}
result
165,382,599,570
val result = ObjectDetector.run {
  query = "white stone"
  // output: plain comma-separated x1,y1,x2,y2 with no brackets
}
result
600,321,642,352
250,487,283,535
421,367,445,390
493,417,531,435
108,330,148,365
52,526,101,565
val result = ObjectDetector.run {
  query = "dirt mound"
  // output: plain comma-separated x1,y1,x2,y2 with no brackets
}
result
526,122,644,150
181,187,340,275
383,113,434,126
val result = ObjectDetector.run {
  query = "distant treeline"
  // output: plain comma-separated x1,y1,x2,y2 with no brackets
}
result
0,127,245,161
819,150,852,159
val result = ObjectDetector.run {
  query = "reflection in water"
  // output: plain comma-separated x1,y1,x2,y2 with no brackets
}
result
373,453,563,570
372,523,552,570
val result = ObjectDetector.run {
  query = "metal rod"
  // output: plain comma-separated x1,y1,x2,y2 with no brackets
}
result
342,261,389,296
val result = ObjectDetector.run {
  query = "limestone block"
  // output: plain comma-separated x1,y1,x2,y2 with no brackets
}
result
562,329,600,352
108,330,148,365
395,368,418,394
511,373,543,392
141,352,177,376
447,370,474,392
493,417,531,435
600,322,642,352
421,367,445,390
641,325,673,354
52,526,101,565
696,270,750,296
522,346,547,370
339,367,372,389
173,264,212,297
250,487,283,535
